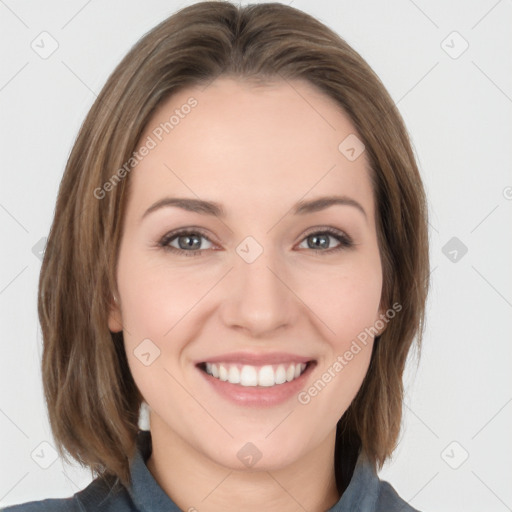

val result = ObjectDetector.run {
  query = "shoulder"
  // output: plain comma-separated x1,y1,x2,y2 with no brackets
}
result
375,479,421,512
1,474,138,512
0,497,79,512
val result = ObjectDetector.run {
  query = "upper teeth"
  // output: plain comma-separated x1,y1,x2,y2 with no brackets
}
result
204,362,307,387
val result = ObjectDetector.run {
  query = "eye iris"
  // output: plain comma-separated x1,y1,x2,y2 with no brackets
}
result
179,233,201,250
308,234,330,250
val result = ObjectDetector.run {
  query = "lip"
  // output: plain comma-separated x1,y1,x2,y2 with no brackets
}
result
195,351,314,366
196,359,317,407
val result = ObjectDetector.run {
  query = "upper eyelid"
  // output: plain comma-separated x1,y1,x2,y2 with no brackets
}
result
160,227,215,244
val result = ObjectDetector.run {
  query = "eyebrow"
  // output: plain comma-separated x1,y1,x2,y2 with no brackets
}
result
140,195,367,222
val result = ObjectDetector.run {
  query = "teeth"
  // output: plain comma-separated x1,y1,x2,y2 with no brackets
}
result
203,362,307,387
275,365,287,384
240,365,258,386
258,365,275,387
228,365,240,384
219,364,228,381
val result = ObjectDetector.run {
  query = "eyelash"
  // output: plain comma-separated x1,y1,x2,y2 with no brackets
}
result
157,227,353,257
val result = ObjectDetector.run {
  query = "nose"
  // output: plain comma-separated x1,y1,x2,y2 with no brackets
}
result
219,245,298,338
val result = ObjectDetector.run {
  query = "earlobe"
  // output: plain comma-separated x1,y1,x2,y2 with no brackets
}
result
108,295,123,333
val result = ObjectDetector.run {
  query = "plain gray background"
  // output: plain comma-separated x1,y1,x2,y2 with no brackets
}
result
1,1,511,511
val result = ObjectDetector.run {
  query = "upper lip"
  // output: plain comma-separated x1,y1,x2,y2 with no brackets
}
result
196,352,315,366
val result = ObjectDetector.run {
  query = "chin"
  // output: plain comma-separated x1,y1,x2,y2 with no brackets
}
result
200,435,310,473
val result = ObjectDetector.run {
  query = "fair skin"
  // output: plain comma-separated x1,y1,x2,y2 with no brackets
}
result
109,77,385,512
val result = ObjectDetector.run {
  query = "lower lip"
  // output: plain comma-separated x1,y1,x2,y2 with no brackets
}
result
197,362,316,407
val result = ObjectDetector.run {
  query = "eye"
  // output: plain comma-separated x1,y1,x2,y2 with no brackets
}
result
158,229,214,257
297,227,353,254
158,227,353,257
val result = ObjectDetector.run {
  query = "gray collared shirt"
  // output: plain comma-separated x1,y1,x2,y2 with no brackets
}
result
1,431,420,511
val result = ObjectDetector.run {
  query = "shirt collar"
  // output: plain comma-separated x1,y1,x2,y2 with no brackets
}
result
127,430,380,512
327,450,380,511
127,430,182,511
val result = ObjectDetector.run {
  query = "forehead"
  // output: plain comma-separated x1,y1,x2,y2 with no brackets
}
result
126,77,374,222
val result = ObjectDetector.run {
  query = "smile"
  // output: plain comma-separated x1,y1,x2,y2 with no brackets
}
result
199,362,310,387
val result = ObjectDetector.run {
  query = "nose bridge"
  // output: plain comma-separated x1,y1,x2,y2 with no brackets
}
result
221,236,296,335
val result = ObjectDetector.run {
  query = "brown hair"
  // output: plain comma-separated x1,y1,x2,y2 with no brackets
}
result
39,1,429,493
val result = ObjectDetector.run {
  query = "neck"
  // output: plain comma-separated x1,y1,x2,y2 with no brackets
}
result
145,415,341,512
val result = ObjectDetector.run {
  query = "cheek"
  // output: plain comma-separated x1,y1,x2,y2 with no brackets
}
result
296,253,381,412
299,254,383,346
116,249,216,391
116,251,195,405
116,249,204,340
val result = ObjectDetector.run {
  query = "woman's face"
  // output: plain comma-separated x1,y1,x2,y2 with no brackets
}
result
109,77,384,470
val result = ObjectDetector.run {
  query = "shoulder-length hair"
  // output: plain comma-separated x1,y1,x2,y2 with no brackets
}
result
39,0,429,493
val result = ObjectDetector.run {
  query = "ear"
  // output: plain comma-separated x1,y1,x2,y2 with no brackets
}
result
108,295,123,333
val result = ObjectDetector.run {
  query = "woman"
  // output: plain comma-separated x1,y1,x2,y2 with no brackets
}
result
3,2,429,511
